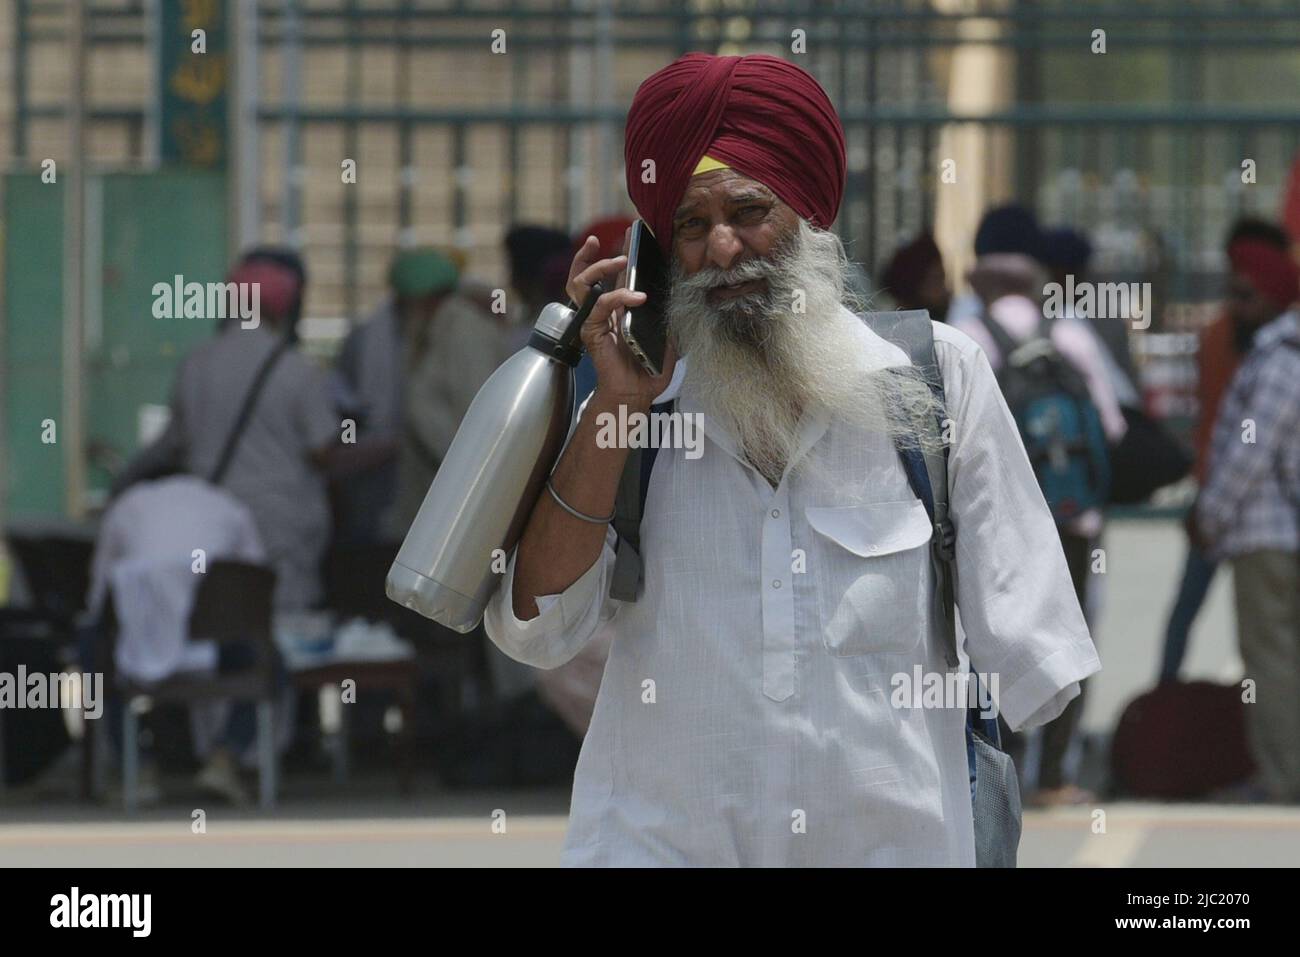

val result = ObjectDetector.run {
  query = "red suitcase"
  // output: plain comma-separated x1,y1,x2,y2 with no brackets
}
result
1111,680,1255,799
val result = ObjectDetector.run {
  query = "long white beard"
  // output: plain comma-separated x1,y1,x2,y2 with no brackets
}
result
667,219,941,486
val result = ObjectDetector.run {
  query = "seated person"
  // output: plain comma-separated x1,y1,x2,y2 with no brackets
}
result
86,474,274,805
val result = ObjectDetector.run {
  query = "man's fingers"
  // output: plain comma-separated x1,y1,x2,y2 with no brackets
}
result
568,254,628,304
567,236,601,283
587,288,646,332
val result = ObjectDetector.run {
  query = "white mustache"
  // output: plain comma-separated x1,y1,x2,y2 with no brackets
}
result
674,255,776,294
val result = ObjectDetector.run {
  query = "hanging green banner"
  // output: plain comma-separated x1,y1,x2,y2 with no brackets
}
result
157,0,228,167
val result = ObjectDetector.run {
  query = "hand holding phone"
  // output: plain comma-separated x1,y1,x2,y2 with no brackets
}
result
565,230,675,409
618,220,670,377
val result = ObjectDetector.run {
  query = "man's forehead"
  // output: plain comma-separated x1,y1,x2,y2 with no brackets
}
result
674,169,776,216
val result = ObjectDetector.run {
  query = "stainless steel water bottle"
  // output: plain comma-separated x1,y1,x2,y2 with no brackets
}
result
386,285,602,632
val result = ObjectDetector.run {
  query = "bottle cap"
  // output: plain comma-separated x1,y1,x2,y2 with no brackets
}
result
533,302,574,342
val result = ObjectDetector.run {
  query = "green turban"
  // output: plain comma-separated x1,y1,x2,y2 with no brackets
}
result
389,248,460,299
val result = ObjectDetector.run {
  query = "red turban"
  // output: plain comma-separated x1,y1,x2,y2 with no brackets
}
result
1228,237,1300,309
624,53,847,256
227,260,302,322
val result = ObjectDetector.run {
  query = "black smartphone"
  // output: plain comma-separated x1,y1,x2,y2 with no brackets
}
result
619,219,670,377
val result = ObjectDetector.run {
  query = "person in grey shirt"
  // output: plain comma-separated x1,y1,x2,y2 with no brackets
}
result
116,256,340,610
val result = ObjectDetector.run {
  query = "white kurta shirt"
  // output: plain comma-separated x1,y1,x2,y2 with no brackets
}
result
484,313,1100,866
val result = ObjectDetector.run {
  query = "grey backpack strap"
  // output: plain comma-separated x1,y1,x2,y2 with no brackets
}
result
609,446,646,602
861,310,959,668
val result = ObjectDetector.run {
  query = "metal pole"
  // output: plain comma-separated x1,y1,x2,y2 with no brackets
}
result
565,3,582,231
344,0,359,318
63,0,87,520
144,0,160,167
282,0,303,246
14,0,29,161
397,0,413,249
1013,0,1041,209
595,0,616,218
230,0,262,258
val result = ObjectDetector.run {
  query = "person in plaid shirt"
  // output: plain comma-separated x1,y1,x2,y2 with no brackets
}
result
1197,233,1300,803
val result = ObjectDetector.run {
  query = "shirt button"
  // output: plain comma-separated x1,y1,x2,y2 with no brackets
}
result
770,508,781,519
772,579,782,589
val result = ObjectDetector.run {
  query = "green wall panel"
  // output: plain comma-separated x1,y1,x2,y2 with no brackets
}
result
3,170,228,519
3,175,65,518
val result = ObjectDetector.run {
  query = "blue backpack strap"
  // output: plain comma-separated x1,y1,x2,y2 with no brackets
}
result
608,398,672,602
861,310,959,670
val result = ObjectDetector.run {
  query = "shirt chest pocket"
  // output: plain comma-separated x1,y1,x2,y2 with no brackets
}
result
804,499,933,657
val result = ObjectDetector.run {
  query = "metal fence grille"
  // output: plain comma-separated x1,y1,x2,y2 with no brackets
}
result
7,0,1300,328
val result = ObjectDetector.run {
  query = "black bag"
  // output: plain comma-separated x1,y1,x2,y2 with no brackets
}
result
1106,406,1193,505
0,614,72,786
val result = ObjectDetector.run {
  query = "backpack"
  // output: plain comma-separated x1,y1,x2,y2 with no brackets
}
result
977,310,1110,525
600,309,1022,867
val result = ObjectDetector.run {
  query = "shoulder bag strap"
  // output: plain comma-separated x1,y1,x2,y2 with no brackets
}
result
209,337,292,486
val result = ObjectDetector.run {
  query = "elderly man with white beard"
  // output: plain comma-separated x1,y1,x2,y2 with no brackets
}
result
483,53,1100,866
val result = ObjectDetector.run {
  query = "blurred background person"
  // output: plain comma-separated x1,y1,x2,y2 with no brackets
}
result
1039,225,1140,638
393,256,511,538
956,206,1128,448
85,474,269,805
1041,226,1142,408
113,251,339,612
952,204,1126,807
332,247,462,545
1160,218,1296,683
215,246,308,335
1195,234,1300,803
946,203,1046,330
502,225,573,343
878,231,951,320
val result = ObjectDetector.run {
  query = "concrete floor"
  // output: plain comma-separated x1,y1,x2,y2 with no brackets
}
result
1,800,1297,866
